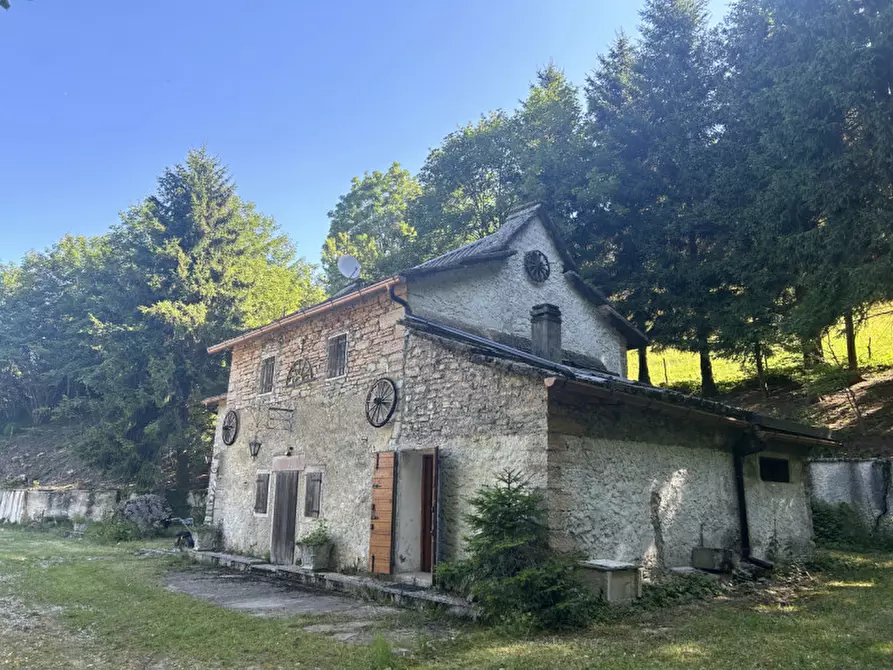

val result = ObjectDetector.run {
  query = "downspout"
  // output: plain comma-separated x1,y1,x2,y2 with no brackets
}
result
389,282,412,315
732,432,774,570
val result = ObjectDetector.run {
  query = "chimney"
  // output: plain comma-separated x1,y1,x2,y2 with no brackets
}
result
531,303,562,363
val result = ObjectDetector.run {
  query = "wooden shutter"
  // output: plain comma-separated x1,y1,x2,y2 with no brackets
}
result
254,473,270,514
327,334,347,378
368,451,396,574
304,472,322,518
260,356,275,393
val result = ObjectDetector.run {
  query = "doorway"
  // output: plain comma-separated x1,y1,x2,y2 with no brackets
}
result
271,470,299,564
394,449,438,579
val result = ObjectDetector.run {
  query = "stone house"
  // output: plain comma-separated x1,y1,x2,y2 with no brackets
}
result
203,203,838,581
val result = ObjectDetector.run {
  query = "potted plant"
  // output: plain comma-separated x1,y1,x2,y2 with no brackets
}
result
296,521,333,571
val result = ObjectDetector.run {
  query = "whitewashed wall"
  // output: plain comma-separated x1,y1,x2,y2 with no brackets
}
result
407,216,629,376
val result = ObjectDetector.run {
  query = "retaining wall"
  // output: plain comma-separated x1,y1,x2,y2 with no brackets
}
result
0,488,119,523
809,459,893,528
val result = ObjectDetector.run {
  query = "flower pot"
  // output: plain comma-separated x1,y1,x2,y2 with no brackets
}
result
298,542,333,571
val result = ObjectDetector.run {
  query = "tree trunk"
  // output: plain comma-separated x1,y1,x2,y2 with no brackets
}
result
637,346,651,385
801,335,824,368
844,310,858,372
754,339,768,398
698,337,718,397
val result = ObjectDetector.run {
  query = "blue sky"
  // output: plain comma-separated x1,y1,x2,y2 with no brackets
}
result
0,0,728,266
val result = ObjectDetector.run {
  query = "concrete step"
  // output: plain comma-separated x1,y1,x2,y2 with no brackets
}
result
190,551,475,618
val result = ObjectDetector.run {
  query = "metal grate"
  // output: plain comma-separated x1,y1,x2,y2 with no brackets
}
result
260,356,276,394
304,472,322,517
254,473,270,513
326,334,348,378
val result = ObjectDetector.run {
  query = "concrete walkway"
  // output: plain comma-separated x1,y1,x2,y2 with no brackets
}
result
189,550,475,618
164,568,460,648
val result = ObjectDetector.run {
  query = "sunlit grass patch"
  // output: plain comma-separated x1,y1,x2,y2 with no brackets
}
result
657,642,708,660
826,580,876,588
753,603,803,613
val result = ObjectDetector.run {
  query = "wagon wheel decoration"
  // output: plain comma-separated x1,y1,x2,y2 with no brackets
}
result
221,409,239,445
524,250,551,283
365,378,398,427
285,358,313,387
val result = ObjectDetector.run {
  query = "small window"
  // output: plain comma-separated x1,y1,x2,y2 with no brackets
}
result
326,334,348,379
260,356,276,394
254,473,270,514
759,457,790,483
304,472,322,518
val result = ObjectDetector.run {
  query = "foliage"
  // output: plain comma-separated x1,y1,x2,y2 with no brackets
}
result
85,513,143,544
320,163,421,293
0,149,324,487
297,520,331,546
811,500,893,552
436,470,595,630
637,572,723,609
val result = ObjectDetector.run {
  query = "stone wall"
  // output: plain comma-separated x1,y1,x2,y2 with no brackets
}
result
809,459,893,529
406,215,628,376
396,331,549,565
546,391,814,568
0,488,119,524
208,287,406,567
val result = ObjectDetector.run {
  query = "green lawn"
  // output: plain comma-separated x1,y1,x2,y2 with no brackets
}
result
2,526,893,668
629,302,893,388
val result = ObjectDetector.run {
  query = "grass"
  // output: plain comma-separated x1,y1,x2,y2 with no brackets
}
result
3,526,893,668
629,302,893,389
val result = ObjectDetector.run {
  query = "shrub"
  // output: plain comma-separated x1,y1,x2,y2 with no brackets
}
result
297,521,330,546
86,513,142,543
435,469,595,631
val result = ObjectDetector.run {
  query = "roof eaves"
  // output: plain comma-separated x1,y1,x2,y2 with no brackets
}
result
401,250,517,278
207,276,402,354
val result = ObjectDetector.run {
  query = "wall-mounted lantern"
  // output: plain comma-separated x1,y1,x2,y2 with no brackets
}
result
248,440,262,460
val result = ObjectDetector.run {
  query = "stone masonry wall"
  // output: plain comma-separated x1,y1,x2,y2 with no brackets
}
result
208,287,405,568
546,392,813,568
397,330,549,564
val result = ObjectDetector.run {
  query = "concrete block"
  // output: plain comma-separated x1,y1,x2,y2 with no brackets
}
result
691,547,739,572
578,559,643,602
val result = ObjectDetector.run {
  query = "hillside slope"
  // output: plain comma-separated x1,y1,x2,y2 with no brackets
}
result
0,425,122,489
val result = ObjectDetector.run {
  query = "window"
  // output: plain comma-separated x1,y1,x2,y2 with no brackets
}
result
759,457,790,483
326,334,348,379
260,356,276,394
254,472,270,514
304,472,322,518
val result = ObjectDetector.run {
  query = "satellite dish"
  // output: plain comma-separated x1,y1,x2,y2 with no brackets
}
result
337,255,361,280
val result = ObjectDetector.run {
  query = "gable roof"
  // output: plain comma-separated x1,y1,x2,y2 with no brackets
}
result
207,203,646,353
402,202,647,349
402,202,579,277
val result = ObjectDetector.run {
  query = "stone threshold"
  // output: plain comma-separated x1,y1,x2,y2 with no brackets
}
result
190,551,475,618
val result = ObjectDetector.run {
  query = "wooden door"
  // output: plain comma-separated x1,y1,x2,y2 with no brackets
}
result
271,470,299,564
420,454,435,572
368,452,396,574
